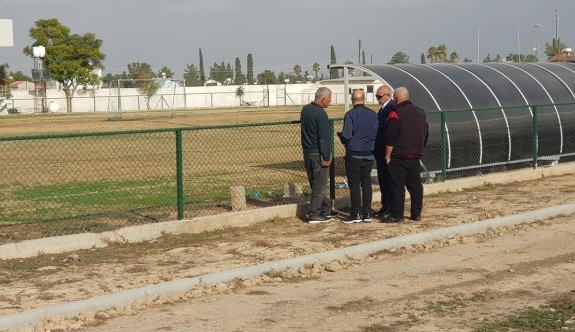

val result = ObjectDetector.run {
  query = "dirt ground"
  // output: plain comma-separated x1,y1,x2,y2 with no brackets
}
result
2,172,575,331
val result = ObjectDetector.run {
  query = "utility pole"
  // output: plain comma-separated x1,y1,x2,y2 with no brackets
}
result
358,39,362,65
554,6,559,42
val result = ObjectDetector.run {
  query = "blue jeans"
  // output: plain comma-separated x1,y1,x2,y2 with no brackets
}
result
304,153,331,216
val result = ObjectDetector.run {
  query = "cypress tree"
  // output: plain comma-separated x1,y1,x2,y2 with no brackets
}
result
421,53,426,64
199,48,206,83
330,45,339,79
247,53,254,84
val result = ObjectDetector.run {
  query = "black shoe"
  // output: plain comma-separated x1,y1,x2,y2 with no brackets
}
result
410,215,421,221
341,213,362,224
377,209,392,219
363,212,372,223
321,210,340,219
381,216,404,223
308,214,332,224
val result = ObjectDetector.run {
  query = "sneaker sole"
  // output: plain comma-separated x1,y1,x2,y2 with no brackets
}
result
341,219,362,224
308,218,333,224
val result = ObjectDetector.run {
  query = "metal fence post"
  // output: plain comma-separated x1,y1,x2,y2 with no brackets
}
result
176,129,185,220
532,105,538,168
441,110,447,179
329,119,335,201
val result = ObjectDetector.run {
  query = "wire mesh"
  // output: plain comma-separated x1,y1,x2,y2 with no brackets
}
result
1,102,574,243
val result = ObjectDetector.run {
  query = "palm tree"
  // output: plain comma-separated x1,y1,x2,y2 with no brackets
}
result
449,52,460,63
427,46,438,63
293,64,302,82
312,62,320,79
437,44,447,63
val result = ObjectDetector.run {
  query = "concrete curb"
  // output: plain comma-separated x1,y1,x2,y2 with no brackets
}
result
2,162,575,260
2,202,575,330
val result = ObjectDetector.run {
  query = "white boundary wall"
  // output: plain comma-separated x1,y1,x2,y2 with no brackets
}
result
6,81,383,114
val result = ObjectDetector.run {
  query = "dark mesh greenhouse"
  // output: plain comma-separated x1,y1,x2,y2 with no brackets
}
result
339,62,575,178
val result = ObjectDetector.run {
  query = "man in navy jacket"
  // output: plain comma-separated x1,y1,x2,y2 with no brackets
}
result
373,85,396,218
338,89,379,223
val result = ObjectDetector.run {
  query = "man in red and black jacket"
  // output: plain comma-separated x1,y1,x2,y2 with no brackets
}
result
382,87,429,223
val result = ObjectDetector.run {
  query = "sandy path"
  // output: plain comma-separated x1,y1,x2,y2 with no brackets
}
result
80,217,575,332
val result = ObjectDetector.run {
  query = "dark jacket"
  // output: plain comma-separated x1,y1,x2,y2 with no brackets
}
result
374,99,396,161
300,102,332,162
338,104,378,156
385,100,429,157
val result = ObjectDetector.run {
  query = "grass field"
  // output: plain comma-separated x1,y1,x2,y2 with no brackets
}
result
0,105,356,243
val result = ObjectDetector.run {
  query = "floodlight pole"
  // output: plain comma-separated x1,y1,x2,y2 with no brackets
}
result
32,46,47,113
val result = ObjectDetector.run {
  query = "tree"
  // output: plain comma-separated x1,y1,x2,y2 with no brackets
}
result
330,45,339,79
234,57,245,85
293,64,302,82
257,70,277,84
133,70,160,110
545,38,568,59
483,54,492,63
493,54,502,62
199,48,206,84
312,62,320,79
277,71,286,84
23,18,105,113
157,66,174,78
463,58,472,63
247,53,254,84
427,46,438,63
9,70,32,82
183,64,201,86
437,44,447,63
235,86,244,105
420,53,426,64
0,63,11,98
449,52,459,63
128,62,154,78
362,50,366,65
388,51,410,64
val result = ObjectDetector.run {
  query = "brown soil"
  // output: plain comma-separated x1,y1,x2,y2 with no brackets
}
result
2,172,575,331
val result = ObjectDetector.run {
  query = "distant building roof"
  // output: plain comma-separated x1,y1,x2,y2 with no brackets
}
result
548,53,575,63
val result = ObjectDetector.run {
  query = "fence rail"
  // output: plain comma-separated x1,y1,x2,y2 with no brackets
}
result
0,102,573,243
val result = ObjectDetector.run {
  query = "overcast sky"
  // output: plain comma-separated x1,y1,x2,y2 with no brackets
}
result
1,0,574,78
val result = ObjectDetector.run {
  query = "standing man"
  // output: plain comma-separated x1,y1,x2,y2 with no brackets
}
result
301,87,334,224
383,87,429,223
338,89,379,223
373,85,396,218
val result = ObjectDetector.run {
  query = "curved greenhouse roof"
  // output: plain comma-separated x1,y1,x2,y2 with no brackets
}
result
337,62,575,176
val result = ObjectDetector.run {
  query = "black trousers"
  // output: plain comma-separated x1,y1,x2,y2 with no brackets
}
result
345,156,374,215
376,159,390,212
304,153,331,216
386,158,423,218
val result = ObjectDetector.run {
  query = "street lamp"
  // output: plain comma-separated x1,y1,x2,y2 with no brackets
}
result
532,24,542,58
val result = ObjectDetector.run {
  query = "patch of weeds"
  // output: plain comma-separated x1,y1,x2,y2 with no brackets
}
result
253,240,273,248
326,297,377,312
424,294,468,314
389,313,421,327
358,323,398,332
474,290,575,332
245,290,271,295
124,265,149,274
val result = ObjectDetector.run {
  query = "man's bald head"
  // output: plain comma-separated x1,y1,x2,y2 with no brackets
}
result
351,89,366,105
393,87,409,104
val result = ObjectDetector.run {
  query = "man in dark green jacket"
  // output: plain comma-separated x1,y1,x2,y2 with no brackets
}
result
301,87,333,223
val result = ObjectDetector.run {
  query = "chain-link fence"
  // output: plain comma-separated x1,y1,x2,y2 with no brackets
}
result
1,103,573,243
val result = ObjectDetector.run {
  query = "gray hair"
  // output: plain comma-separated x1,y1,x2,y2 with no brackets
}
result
314,87,332,102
